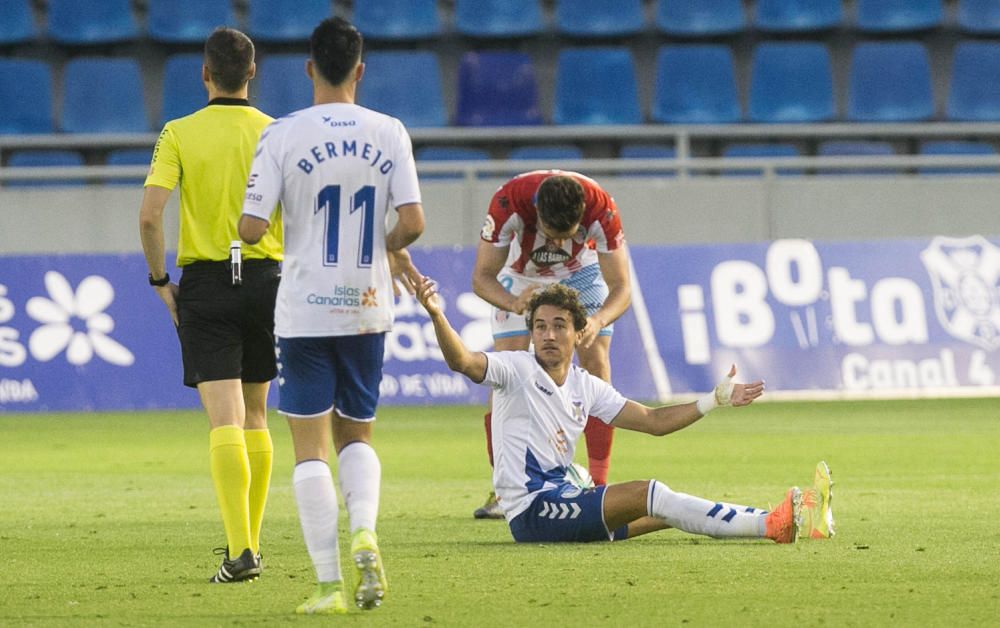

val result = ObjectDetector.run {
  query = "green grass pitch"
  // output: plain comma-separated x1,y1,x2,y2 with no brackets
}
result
1,399,998,626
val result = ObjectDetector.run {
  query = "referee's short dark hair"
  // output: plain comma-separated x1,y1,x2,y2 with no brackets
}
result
204,27,255,93
536,175,586,234
310,17,363,87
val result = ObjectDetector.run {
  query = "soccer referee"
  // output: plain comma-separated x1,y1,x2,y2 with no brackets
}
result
139,27,282,584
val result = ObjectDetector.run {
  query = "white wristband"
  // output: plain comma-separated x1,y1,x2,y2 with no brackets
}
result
697,368,736,416
696,393,717,416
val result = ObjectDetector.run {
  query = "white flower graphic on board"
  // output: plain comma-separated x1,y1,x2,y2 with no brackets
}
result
25,271,135,366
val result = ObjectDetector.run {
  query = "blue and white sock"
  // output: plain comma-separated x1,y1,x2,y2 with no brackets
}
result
647,480,767,538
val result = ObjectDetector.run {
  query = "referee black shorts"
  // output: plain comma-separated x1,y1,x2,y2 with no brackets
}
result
176,258,280,388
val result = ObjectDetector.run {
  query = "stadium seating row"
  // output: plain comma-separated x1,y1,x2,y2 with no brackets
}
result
2,0,1000,45
3,41,1000,136
5,138,996,187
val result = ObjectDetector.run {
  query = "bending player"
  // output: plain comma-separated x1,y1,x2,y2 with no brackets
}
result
417,278,835,544
471,170,630,518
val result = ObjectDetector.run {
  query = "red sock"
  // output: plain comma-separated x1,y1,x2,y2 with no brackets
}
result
484,411,495,468
584,416,614,485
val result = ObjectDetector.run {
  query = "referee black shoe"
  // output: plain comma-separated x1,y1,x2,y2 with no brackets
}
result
209,547,261,583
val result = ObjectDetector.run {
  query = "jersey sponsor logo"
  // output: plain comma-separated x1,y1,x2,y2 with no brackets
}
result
361,287,378,308
921,235,1000,352
531,242,572,267
306,285,362,308
321,116,356,127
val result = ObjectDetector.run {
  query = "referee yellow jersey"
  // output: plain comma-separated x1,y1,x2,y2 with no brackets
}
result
145,98,283,266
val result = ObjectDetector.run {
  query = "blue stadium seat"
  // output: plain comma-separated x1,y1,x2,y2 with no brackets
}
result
722,143,802,176
919,141,999,175
656,0,745,37
856,0,942,33
456,51,542,126
247,0,330,43
958,0,1000,34
62,58,149,133
416,146,490,179
353,0,440,40
0,0,35,45
147,0,236,44
554,48,641,125
754,0,841,33
359,51,446,127
652,45,740,123
848,42,934,122
454,0,544,38
0,60,54,134
556,0,645,37
255,55,313,118
417,147,490,161
508,145,583,161
621,144,676,159
817,141,896,176
47,0,138,45
948,42,1000,121
620,144,677,177
5,151,85,187
749,42,834,123
160,54,206,127
106,148,152,185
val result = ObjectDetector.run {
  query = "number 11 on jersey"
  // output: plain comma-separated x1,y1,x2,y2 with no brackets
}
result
318,184,376,268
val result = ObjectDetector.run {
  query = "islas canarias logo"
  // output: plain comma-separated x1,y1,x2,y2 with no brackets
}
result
25,271,134,366
921,235,1000,352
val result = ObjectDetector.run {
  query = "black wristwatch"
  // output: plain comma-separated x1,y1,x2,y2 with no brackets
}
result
148,272,170,287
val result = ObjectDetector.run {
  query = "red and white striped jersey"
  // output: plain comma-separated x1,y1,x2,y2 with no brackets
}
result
479,170,625,280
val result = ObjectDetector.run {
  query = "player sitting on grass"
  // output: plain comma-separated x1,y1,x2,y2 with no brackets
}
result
415,279,834,543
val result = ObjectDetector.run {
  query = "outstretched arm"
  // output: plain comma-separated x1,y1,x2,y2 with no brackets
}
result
415,276,488,383
612,365,764,436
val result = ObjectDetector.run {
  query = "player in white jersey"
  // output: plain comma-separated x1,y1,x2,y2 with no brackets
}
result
416,278,835,545
239,17,424,616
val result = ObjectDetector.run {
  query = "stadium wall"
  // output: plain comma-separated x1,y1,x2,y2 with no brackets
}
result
2,176,1000,254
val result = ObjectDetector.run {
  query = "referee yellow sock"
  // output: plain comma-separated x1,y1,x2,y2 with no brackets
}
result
209,425,252,556
244,428,273,555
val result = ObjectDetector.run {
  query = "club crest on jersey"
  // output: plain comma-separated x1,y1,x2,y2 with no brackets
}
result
920,235,1000,351
570,400,586,424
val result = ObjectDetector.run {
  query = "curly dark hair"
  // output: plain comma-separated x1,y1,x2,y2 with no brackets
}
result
536,175,585,234
525,284,588,332
310,17,363,86
204,27,255,94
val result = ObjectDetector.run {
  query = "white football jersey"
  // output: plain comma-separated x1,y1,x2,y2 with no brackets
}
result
242,103,421,337
483,351,627,521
